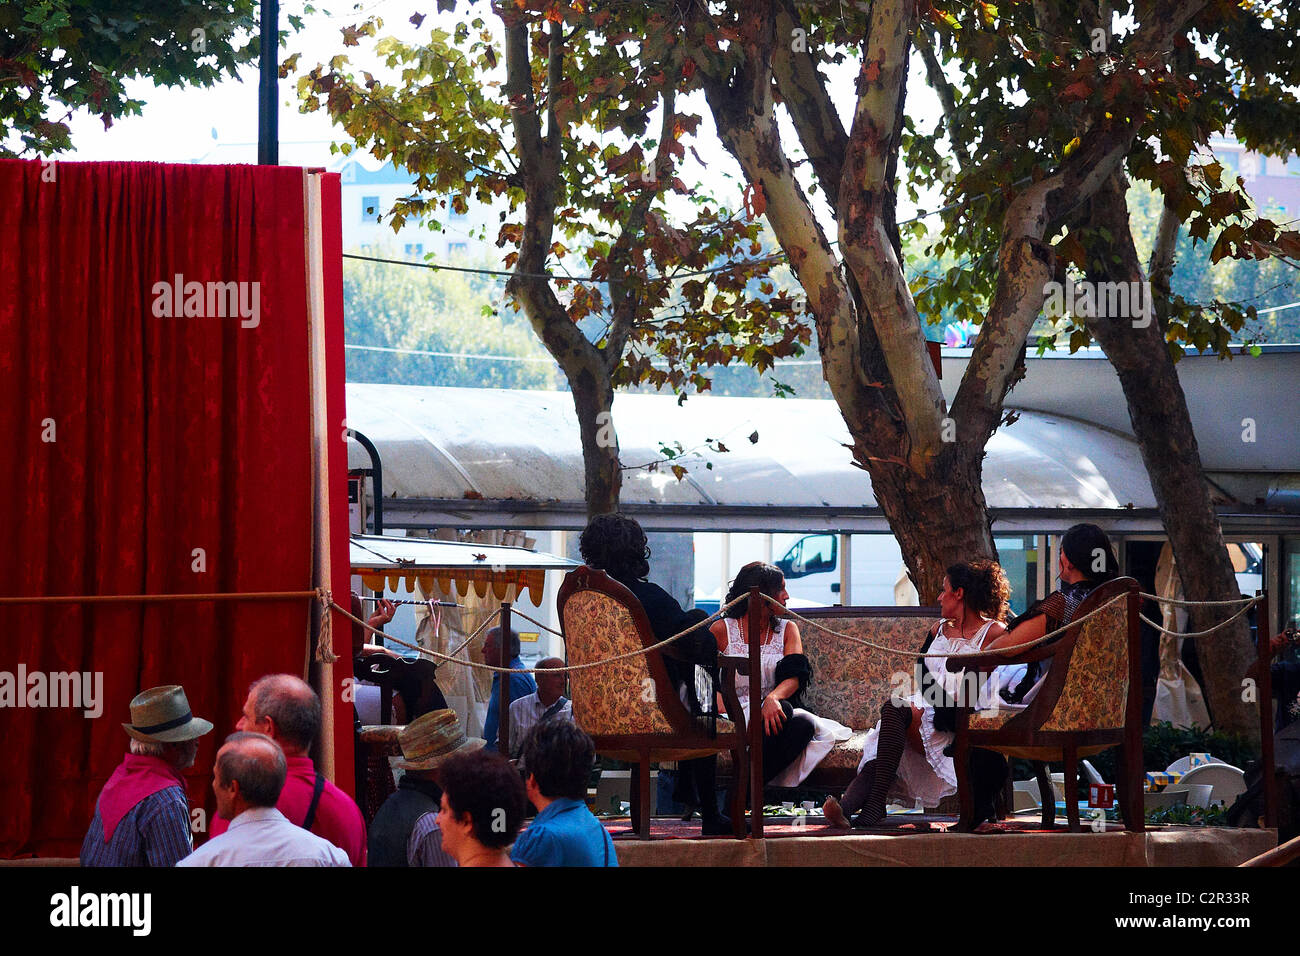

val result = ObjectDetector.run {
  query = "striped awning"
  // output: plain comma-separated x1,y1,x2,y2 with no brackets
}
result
349,534,580,603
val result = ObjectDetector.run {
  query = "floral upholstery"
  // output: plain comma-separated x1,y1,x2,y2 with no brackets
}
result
1041,598,1129,732
799,615,936,729
967,708,1015,731
562,589,674,736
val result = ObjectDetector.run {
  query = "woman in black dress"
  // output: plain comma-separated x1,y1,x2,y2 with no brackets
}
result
578,513,735,835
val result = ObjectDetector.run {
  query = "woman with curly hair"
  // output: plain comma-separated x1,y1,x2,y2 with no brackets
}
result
435,749,528,867
824,559,1011,829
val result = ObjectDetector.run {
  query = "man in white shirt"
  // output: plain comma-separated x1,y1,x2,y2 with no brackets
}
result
508,657,573,762
178,732,350,867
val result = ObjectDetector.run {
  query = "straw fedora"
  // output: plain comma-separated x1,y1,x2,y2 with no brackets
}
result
394,709,483,772
122,685,214,743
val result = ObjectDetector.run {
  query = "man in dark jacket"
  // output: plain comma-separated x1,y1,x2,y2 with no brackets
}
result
367,709,484,866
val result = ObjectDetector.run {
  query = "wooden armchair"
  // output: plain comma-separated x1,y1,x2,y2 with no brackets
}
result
557,566,749,838
949,576,1143,833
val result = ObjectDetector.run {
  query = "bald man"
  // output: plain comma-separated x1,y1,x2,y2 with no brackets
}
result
179,733,348,866
207,674,367,865
508,657,573,763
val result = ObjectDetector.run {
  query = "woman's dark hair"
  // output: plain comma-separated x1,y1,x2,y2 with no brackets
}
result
945,560,1012,622
724,562,786,630
579,513,651,582
439,750,527,849
522,719,595,801
1061,523,1119,584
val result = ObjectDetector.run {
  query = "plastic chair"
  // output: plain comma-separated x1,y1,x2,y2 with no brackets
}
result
1175,763,1246,808
1144,788,1188,811
1165,754,1226,775
1082,759,1106,787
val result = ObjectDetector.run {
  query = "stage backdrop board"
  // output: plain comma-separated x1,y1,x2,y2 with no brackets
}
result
0,159,351,858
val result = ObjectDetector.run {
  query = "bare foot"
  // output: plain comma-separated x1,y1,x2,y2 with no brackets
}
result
823,797,851,829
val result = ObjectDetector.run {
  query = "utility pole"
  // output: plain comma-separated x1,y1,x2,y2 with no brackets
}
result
258,0,279,165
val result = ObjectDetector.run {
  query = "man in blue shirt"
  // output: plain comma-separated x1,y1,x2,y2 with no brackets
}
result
482,626,536,754
512,719,617,867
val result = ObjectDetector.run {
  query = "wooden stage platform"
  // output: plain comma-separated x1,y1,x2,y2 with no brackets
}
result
604,817,1277,867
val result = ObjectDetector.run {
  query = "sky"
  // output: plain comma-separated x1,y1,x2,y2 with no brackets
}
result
57,0,947,229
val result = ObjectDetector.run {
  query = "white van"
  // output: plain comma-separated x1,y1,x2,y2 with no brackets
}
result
774,532,911,607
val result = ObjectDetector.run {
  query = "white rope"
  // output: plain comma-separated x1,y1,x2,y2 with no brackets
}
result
333,593,748,675
506,607,566,639
1138,597,1259,638
762,592,1130,659
1138,592,1258,608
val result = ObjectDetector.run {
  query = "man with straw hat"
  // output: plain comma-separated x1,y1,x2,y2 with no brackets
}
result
81,684,213,866
368,709,483,867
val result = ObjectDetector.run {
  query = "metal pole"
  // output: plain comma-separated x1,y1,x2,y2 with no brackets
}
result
1257,590,1278,830
748,586,763,839
499,601,512,759
258,0,279,165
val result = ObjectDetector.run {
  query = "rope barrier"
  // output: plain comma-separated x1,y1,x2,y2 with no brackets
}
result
331,593,750,675
762,591,1134,659
1138,592,1258,608
0,589,321,604
1138,598,1259,638
507,606,566,639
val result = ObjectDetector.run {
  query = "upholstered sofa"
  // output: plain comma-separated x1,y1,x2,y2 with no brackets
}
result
715,605,940,790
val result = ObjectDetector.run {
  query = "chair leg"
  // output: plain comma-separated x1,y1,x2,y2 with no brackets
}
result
1116,741,1144,833
1035,762,1055,829
954,735,976,832
1064,744,1080,832
637,757,652,840
730,747,747,839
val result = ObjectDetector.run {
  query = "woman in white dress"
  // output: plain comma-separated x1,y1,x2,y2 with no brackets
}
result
709,562,851,787
824,560,1011,828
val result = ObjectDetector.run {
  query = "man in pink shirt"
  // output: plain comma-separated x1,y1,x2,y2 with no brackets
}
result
206,674,366,865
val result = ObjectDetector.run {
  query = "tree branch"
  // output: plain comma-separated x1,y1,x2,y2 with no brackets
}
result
771,0,848,199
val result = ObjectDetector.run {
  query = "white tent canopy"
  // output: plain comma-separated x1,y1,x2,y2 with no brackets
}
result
346,382,1153,527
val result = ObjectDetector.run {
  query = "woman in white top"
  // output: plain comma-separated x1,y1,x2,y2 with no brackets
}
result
709,562,851,787
824,560,1011,828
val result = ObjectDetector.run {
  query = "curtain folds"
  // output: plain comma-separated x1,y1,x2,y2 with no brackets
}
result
0,159,341,857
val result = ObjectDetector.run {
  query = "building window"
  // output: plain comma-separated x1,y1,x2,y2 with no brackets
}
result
448,242,468,255
361,195,380,224
404,243,424,258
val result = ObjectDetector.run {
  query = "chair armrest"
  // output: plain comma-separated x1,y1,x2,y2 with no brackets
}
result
717,665,746,738
718,654,750,676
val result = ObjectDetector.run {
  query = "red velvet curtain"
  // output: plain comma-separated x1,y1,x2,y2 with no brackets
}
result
0,159,347,858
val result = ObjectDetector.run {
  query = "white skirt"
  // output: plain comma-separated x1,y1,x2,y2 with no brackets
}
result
856,695,957,810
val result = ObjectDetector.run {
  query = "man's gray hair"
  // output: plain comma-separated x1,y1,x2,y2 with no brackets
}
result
129,738,166,757
218,732,286,808
248,674,321,752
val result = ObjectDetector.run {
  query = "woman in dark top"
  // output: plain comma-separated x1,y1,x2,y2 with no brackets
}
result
579,513,734,835
983,523,1121,705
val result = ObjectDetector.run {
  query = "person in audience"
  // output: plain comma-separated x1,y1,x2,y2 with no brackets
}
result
179,733,349,866
579,512,733,835
711,562,851,789
81,685,212,867
435,750,527,868
508,657,572,763
208,673,367,865
512,720,616,867
368,709,482,867
482,626,537,755
351,591,447,724
824,560,1010,829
